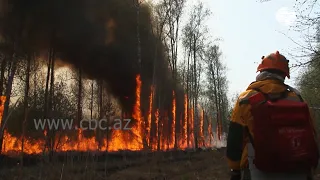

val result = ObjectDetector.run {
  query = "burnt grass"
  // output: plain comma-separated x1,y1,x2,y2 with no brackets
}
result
1,147,320,180
0,148,230,180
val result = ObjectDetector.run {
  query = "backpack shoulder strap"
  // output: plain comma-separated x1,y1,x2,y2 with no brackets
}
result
286,85,304,102
252,87,288,102
244,88,264,148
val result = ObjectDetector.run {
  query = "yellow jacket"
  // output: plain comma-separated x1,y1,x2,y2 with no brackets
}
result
226,79,318,170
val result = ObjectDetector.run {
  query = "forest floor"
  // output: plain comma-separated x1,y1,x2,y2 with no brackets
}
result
0,148,228,180
0,148,320,180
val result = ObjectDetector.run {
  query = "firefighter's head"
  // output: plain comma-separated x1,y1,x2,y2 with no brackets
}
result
257,51,290,79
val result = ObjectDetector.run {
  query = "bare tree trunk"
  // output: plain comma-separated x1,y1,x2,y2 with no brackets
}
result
201,109,205,147
21,53,31,166
220,95,227,132
212,70,219,140
134,0,148,150
33,55,37,108
193,34,199,149
0,56,7,153
186,46,190,148
135,0,142,69
215,59,222,140
77,68,82,123
0,54,17,154
77,68,82,147
42,51,52,157
157,95,161,151
90,80,94,120
0,57,7,96
173,19,180,150
98,80,104,151
48,48,55,160
204,112,212,146
149,23,158,150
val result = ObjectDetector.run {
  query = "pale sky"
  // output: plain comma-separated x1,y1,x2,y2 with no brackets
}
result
199,0,303,98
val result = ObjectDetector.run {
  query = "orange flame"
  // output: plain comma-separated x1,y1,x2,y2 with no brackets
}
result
179,113,183,149
189,108,194,148
1,75,145,154
154,109,159,150
2,130,44,155
0,96,5,125
180,94,187,148
147,86,154,147
199,108,204,147
0,75,220,155
171,91,176,149
160,112,167,150
129,74,143,149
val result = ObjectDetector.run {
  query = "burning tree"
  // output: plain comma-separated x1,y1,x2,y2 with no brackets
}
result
0,0,230,158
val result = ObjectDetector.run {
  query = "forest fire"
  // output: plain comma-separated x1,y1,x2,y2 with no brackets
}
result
171,91,176,149
182,94,188,148
146,86,154,147
0,75,220,156
199,109,204,146
189,108,194,147
0,96,6,125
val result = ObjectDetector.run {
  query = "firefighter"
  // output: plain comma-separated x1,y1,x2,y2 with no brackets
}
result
226,51,319,180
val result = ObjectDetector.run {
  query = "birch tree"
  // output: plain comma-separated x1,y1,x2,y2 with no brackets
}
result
204,44,228,139
182,1,210,148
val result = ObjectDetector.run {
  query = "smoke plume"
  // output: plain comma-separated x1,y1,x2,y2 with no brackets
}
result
0,0,184,114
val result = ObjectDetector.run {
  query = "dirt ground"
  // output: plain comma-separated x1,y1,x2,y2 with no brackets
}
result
107,149,229,180
0,149,229,180
0,149,320,180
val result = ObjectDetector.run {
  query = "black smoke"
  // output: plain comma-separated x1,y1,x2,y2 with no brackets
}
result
0,0,185,115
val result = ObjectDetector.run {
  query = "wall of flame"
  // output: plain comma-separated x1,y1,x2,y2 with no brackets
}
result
0,75,224,155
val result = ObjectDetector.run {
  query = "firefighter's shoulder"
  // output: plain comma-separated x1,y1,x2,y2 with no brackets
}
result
238,89,259,106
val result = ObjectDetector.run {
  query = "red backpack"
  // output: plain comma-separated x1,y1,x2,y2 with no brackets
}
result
247,87,319,173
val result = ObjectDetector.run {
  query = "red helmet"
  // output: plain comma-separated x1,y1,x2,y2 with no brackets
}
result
257,51,290,79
